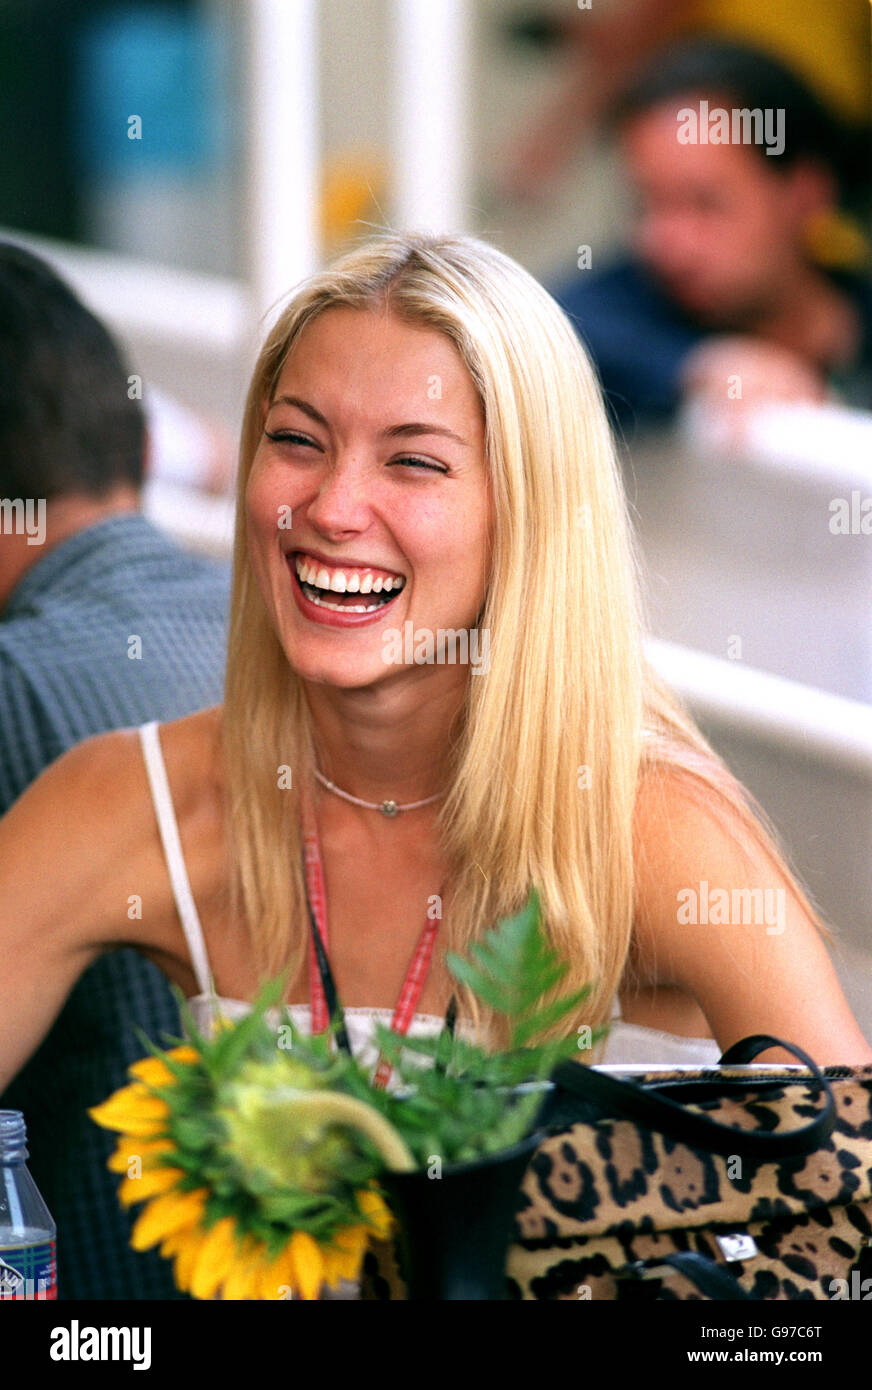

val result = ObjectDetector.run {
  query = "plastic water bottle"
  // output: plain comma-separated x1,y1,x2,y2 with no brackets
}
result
0,1111,57,1299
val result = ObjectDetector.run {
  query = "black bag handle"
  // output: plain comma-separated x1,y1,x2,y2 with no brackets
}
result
619,1252,754,1301
548,1034,835,1160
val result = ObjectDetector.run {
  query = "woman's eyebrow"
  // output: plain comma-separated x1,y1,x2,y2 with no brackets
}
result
384,421,469,447
270,394,329,429
270,396,469,449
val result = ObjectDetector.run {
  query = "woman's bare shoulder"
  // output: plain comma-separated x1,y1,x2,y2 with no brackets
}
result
631,761,792,977
148,705,225,810
631,762,872,1064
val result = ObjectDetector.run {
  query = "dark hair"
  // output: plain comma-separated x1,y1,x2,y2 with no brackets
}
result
611,40,871,215
0,242,145,500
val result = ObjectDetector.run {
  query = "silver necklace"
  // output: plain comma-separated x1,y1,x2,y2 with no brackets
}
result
313,768,443,818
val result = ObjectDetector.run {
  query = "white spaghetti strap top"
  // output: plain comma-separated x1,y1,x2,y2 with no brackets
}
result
139,720,215,998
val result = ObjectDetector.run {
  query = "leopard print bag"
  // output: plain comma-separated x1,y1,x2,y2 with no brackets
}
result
362,1034,872,1300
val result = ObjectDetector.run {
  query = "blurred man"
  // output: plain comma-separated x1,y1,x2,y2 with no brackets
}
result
0,242,230,1298
553,42,872,429
502,0,871,200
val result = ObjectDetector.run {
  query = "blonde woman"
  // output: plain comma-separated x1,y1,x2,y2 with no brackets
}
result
1,231,869,1096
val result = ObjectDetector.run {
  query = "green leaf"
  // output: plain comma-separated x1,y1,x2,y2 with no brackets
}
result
511,986,594,1048
444,888,576,1024
441,954,510,1012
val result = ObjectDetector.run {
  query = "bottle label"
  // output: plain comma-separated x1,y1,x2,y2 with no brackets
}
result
0,1242,57,1299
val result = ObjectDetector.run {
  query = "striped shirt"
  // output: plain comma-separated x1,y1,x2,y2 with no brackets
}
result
0,512,230,1299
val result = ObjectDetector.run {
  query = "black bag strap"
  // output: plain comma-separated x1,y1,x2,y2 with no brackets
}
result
620,1252,754,1301
549,1034,835,1159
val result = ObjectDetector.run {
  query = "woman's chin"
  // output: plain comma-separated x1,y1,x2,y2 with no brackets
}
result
283,644,406,693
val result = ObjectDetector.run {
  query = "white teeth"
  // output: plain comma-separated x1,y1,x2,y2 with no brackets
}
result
293,553,406,596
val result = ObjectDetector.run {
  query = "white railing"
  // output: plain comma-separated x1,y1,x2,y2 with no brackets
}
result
0,224,246,357
646,638,872,778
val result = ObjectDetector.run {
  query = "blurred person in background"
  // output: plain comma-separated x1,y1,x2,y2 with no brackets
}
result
550,40,872,430
501,0,871,201
0,241,230,1298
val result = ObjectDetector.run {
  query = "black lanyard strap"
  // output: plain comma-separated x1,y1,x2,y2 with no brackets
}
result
303,871,353,1057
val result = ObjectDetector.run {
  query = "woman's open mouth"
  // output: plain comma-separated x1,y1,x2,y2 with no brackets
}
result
289,551,406,626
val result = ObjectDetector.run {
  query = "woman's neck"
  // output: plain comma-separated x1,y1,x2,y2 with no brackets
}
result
305,667,466,808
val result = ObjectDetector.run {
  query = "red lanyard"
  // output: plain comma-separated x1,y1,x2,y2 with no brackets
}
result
301,796,441,1089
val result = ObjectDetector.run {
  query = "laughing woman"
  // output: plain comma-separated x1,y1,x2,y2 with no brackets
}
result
0,231,870,1093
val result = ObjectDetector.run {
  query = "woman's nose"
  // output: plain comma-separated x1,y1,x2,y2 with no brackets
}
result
304,456,373,535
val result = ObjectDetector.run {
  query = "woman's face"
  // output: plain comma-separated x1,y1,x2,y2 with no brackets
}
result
246,305,492,691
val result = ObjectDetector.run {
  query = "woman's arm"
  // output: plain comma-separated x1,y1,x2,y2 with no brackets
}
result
0,729,162,1091
632,769,872,1065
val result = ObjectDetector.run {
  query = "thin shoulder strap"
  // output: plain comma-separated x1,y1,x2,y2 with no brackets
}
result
139,721,215,998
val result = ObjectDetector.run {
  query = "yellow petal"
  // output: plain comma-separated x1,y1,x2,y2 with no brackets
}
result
130,1188,208,1251
320,1253,343,1290
218,1235,265,1301
322,1239,362,1287
356,1188,394,1239
117,1165,185,1207
159,1229,189,1259
173,1227,207,1293
253,1256,280,1301
89,1086,169,1136
260,1244,298,1302
327,1224,369,1282
189,1217,241,1301
107,1136,175,1174
128,1045,199,1087
289,1230,324,1301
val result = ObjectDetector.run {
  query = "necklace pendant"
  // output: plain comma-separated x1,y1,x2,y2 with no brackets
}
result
380,799,399,818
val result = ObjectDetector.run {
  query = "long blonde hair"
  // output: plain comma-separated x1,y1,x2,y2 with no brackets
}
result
223,231,828,1052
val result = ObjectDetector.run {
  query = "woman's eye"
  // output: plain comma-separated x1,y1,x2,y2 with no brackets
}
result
389,456,448,474
263,429,319,448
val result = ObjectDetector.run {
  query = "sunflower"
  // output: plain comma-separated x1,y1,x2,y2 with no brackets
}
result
89,897,595,1300
89,1009,401,1301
